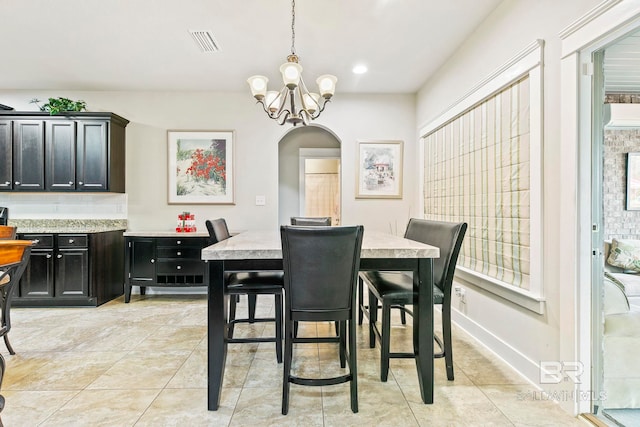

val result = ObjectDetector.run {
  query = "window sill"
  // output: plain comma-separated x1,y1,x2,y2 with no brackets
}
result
456,267,546,315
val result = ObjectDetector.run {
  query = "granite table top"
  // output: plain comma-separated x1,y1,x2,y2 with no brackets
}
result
201,230,440,260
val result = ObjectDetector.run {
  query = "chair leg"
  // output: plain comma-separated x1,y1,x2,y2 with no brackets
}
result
380,299,391,382
339,321,346,369
248,294,257,323
228,294,237,338
282,319,293,415
3,335,14,356
368,290,378,348
349,317,358,413
358,277,364,325
400,305,407,325
442,303,454,380
275,293,283,364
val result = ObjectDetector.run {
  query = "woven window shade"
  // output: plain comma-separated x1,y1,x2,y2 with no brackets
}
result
424,77,531,290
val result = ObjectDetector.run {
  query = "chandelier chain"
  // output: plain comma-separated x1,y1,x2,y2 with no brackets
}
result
290,0,296,55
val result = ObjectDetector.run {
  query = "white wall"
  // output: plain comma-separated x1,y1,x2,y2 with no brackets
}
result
0,91,416,233
416,0,601,414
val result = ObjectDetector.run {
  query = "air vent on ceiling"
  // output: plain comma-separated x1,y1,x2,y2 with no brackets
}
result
189,30,220,53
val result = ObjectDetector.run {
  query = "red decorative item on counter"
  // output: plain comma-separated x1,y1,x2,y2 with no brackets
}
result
176,212,197,232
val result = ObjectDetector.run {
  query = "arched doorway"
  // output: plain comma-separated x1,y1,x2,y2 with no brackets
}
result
277,126,341,225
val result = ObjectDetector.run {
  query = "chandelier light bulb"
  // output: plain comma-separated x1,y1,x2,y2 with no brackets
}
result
303,93,320,114
280,62,303,89
247,75,269,99
265,91,281,113
317,74,337,98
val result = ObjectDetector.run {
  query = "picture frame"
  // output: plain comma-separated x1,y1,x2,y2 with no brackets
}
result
627,152,640,210
356,140,403,199
167,130,235,204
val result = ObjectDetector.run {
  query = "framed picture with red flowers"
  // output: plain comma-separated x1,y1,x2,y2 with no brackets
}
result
167,130,235,204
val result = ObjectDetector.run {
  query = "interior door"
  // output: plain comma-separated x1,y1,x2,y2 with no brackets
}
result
299,148,341,225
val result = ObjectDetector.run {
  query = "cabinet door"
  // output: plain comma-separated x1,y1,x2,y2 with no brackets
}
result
19,250,55,297
76,120,108,191
55,249,89,297
46,120,76,190
13,120,45,190
129,238,156,282
0,120,12,190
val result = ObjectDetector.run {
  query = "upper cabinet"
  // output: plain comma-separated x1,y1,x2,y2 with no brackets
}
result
0,112,129,193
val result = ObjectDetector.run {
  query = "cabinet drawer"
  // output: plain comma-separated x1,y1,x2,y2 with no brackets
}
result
157,246,202,259
156,237,204,247
20,234,54,249
156,260,204,275
57,234,88,248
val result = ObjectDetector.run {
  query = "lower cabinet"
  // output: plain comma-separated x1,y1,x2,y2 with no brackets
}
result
124,235,209,303
15,230,124,306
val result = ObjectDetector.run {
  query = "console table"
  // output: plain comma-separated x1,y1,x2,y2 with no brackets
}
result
123,231,209,303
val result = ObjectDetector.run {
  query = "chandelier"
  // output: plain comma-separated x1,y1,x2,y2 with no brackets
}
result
247,0,337,126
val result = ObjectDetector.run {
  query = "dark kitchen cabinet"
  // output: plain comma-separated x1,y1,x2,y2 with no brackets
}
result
0,120,12,189
16,230,124,307
13,120,45,191
0,112,128,193
124,235,209,303
46,120,77,190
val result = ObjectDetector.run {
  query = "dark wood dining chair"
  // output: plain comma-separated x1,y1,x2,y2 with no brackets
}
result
290,216,331,226
290,216,334,337
280,225,363,415
359,218,466,381
205,219,284,362
0,239,35,355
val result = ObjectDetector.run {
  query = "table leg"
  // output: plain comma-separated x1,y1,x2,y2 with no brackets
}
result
208,260,228,410
414,257,434,404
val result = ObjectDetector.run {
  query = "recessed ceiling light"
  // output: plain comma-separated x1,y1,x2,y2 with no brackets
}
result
352,64,368,74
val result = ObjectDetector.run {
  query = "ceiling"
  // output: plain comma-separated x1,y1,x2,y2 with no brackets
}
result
605,28,640,94
0,0,503,94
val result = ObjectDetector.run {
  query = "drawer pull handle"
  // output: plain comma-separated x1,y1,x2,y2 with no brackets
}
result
14,181,20,185
69,181,73,185
46,254,52,259
68,239,74,244
177,251,182,256
176,240,182,245
176,265,182,270
57,254,63,259
79,181,84,185
3,181,9,185
151,259,155,263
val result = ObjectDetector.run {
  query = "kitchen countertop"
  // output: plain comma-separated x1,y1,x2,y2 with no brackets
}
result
9,219,128,234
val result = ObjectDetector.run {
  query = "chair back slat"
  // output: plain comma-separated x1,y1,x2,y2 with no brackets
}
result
404,219,467,293
290,217,332,226
205,218,231,243
281,225,363,320
0,226,17,240
0,240,34,268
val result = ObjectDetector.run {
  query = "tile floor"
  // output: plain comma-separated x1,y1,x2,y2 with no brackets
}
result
1,293,588,426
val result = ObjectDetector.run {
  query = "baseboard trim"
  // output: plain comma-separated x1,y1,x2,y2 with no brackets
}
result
451,307,542,385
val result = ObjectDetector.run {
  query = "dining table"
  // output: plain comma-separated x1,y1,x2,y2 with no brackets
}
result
201,229,440,411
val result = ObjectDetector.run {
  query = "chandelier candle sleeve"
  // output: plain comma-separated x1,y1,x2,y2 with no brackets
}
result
246,0,337,126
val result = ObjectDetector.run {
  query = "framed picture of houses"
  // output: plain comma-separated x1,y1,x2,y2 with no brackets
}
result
356,140,403,199
167,130,235,204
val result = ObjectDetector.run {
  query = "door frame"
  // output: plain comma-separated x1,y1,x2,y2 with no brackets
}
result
559,0,640,415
